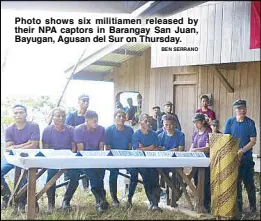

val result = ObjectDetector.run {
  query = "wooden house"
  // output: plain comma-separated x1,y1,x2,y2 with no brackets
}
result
66,1,260,155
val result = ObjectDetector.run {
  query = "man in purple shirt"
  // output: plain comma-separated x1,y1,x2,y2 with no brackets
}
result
74,110,109,213
189,113,211,213
41,107,78,212
1,104,40,211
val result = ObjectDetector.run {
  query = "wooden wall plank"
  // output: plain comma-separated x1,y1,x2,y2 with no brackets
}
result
206,4,216,64
231,1,244,62
186,7,195,65
192,7,201,65
240,63,248,100
226,68,235,117
199,5,209,64
247,63,254,119
207,66,214,95
179,10,188,66
144,48,151,114
213,3,223,64
233,63,241,108
220,1,233,63
213,67,221,123
134,56,138,92
149,69,156,115
242,2,255,62
218,69,227,131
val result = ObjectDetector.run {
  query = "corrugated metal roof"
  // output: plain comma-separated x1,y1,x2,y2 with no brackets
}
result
124,43,150,51
86,65,113,72
73,43,150,81
95,43,150,64
101,54,133,63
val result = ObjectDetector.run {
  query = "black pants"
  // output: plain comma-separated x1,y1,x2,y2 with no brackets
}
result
237,154,256,212
128,168,160,206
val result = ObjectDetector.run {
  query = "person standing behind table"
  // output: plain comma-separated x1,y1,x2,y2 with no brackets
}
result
65,94,90,190
189,113,211,213
196,95,216,124
161,101,181,131
125,98,137,122
150,106,163,132
224,99,257,214
104,109,134,208
209,120,222,134
131,113,162,212
73,110,109,213
41,107,79,212
1,104,40,212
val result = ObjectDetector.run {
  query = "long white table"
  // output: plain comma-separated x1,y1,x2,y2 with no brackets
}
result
4,149,210,219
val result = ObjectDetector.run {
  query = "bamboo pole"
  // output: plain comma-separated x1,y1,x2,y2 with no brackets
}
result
48,45,89,125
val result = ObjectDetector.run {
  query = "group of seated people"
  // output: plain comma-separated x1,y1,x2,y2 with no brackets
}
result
1,94,257,216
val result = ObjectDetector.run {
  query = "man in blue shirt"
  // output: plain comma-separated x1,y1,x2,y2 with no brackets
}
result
224,99,257,213
105,109,134,208
65,94,89,127
65,94,90,190
158,114,185,151
158,114,185,204
131,113,162,211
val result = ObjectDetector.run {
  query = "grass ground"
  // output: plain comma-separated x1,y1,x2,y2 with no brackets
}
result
1,174,260,220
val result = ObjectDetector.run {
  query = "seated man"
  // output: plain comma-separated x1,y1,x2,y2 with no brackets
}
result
74,110,109,213
158,114,185,152
131,113,162,211
105,109,134,208
158,114,185,202
1,104,40,212
42,107,78,212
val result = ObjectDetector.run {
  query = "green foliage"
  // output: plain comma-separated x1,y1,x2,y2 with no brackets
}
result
1,115,14,125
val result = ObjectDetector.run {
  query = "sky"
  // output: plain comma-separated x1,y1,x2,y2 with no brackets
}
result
1,9,116,127
0,2,154,127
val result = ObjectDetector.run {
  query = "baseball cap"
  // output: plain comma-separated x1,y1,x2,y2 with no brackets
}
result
233,99,246,108
78,94,90,101
163,101,173,107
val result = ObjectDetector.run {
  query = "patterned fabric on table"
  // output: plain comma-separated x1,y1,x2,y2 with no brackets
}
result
209,133,239,218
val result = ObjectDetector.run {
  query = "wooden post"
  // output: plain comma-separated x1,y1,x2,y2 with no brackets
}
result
171,169,178,207
27,168,37,220
166,183,171,205
8,169,27,206
196,168,205,213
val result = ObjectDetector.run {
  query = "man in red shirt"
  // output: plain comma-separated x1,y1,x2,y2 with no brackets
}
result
196,95,216,123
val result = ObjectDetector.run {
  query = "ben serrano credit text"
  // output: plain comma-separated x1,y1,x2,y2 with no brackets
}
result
161,47,199,51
